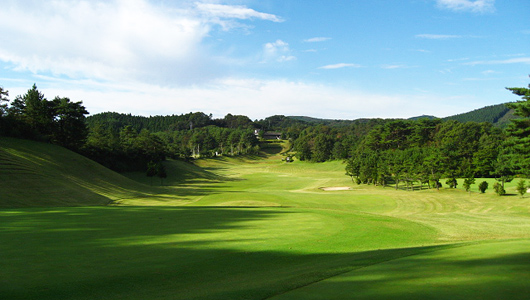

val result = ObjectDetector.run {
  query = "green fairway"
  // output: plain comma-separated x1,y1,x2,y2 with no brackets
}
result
1,137,529,299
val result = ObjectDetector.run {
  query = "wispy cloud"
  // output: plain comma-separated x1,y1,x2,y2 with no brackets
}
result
465,57,530,65
381,64,409,69
416,34,462,39
436,0,495,13
263,40,296,62
481,70,498,75
304,37,331,43
195,3,283,22
318,63,361,70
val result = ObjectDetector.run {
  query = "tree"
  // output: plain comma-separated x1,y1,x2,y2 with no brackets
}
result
463,176,475,193
0,86,8,116
446,177,458,189
478,181,488,193
516,179,527,198
345,158,358,183
51,96,89,150
493,182,506,196
312,134,334,162
492,151,515,189
506,79,530,175
157,163,168,185
294,135,312,161
146,161,157,186
22,84,54,135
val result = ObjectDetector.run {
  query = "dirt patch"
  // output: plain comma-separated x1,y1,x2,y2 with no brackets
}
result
320,187,352,191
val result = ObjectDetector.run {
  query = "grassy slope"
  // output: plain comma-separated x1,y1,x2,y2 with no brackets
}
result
0,137,163,207
1,138,529,299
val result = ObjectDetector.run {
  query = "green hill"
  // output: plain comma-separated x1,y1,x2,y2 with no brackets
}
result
0,137,155,207
442,103,515,126
290,103,515,127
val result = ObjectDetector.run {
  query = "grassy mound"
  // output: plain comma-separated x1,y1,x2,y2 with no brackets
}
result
0,137,154,207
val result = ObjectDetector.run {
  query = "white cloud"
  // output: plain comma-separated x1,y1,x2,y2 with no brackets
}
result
0,0,282,86
318,63,361,70
263,40,296,62
481,70,497,75
304,37,331,43
22,77,460,120
436,0,495,13
195,3,283,22
415,34,462,39
381,64,409,69
465,57,530,65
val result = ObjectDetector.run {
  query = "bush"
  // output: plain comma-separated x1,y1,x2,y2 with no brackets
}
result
446,178,457,188
478,181,488,193
493,182,506,196
463,177,475,192
516,179,527,198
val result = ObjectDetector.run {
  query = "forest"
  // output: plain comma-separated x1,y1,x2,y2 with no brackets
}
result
1,82,529,191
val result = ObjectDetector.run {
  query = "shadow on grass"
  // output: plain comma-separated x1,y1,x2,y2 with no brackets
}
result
268,240,530,300
0,207,528,300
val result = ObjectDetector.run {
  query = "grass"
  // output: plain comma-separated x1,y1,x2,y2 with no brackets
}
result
1,137,529,299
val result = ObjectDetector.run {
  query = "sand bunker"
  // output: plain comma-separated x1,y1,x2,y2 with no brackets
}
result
320,187,352,191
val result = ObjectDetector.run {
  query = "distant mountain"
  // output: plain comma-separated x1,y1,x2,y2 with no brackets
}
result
442,103,515,127
287,116,378,127
289,103,516,127
288,116,334,123
408,115,437,121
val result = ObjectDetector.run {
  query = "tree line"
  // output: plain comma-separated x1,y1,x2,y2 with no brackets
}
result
288,81,529,193
1,81,528,190
0,85,265,172
0,84,88,150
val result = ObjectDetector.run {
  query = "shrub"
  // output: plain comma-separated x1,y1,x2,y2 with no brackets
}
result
463,177,475,192
446,178,457,188
516,179,527,198
478,181,488,193
493,182,506,196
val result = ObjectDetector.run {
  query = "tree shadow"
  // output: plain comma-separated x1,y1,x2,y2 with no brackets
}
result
267,241,530,300
3,207,527,300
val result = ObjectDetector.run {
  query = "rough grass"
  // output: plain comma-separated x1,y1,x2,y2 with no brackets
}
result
1,137,529,299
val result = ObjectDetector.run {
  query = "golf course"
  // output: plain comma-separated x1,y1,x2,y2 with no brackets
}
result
1,136,529,300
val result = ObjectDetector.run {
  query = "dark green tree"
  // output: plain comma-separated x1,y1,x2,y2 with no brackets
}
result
505,80,530,175
146,161,157,186
493,182,506,196
478,181,488,193
516,179,527,198
21,84,55,135
51,96,89,150
157,163,168,185
312,134,334,162
463,176,475,193
0,86,8,117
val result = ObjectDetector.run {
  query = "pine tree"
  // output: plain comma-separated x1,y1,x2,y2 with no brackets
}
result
506,79,530,175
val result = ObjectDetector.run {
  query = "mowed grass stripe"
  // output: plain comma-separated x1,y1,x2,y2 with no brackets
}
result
1,137,529,299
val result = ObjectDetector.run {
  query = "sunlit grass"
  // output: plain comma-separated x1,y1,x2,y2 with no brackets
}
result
1,137,529,299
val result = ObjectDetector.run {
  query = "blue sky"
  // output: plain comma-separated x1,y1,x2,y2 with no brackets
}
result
0,0,528,119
